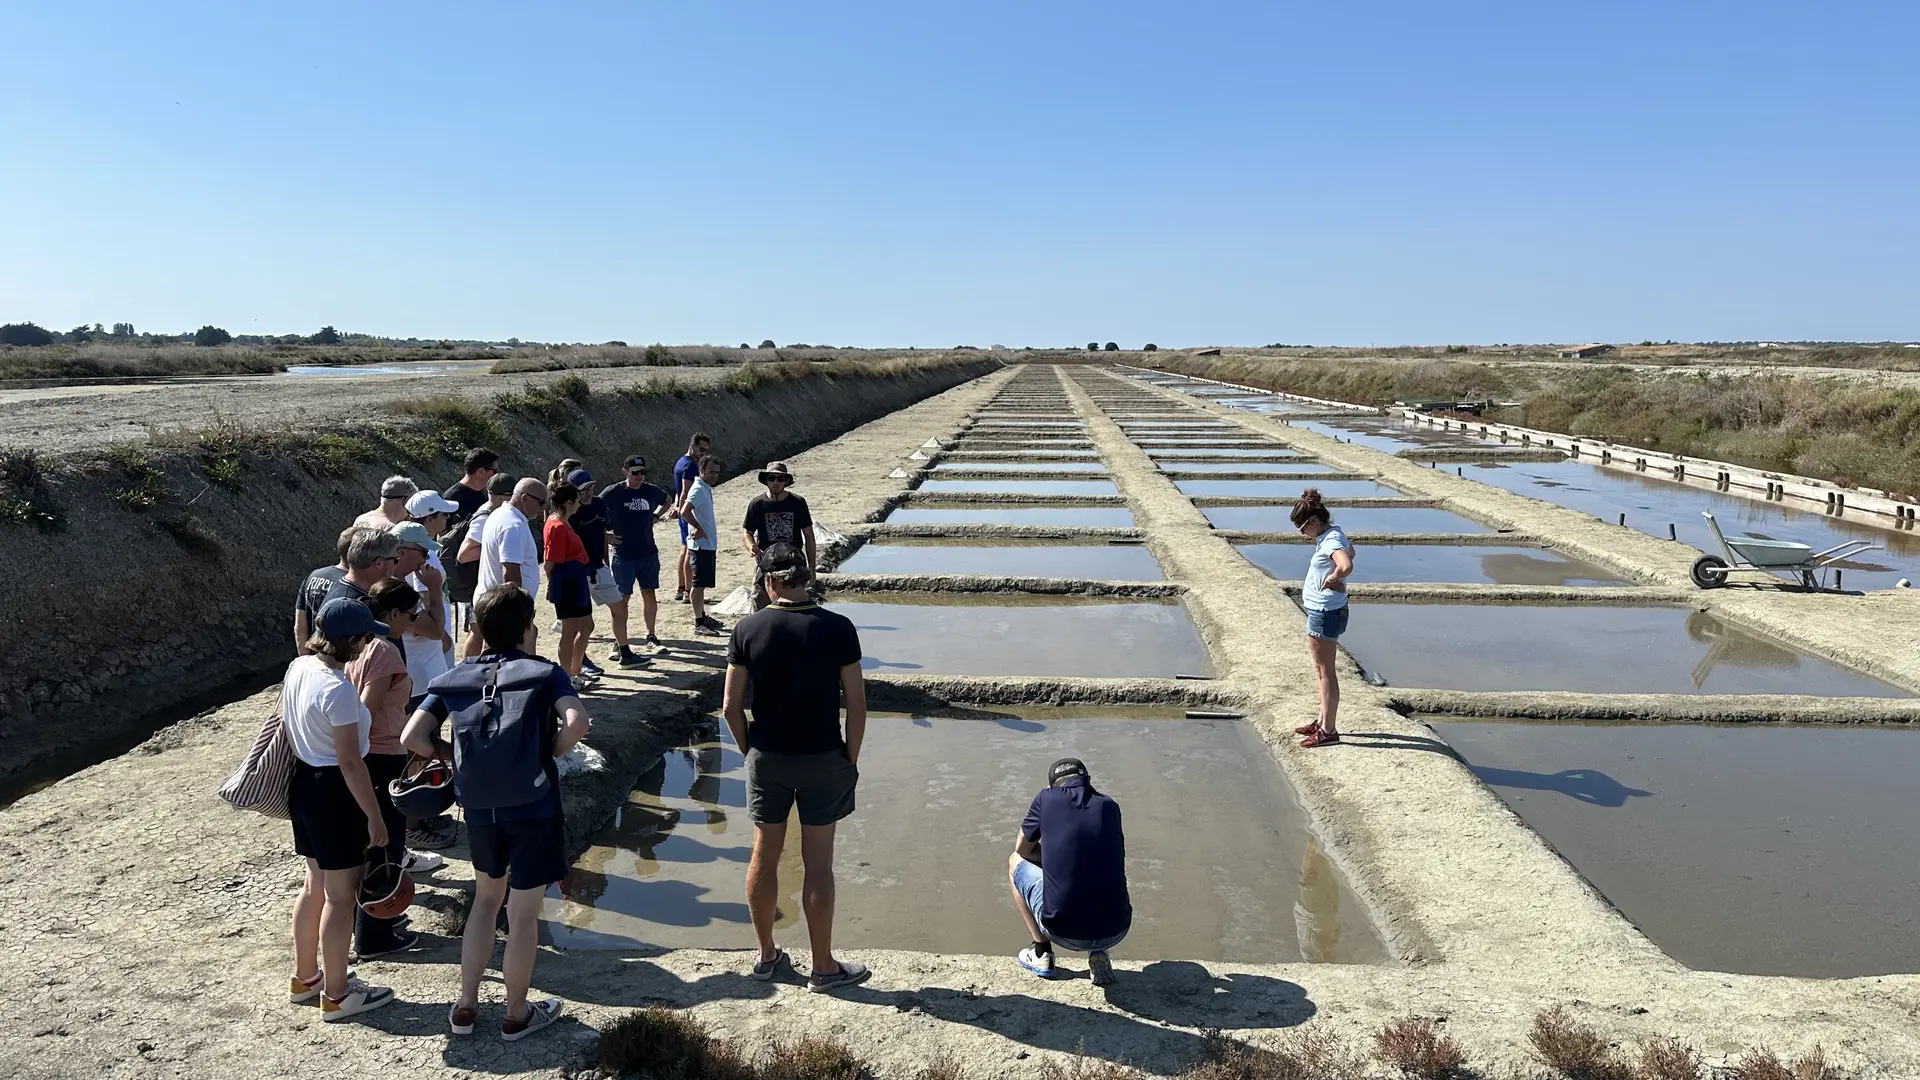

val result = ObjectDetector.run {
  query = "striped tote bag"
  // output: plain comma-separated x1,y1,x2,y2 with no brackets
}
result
217,705,294,819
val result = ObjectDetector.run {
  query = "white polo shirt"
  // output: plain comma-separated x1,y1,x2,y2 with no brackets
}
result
478,504,540,597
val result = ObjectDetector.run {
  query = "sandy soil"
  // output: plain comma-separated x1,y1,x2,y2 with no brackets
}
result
6,366,1920,1079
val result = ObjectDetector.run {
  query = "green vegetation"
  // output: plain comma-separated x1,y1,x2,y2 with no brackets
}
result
0,322,56,347
382,394,509,456
193,325,233,347
105,444,169,510
0,447,62,530
1149,353,1920,494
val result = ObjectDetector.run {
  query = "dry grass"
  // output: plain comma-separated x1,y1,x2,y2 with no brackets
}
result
488,343,934,375
758,1036,872,1079
1725,1046,1846,1080
595,1007,755,1080
1147,353,1920,494
1185,1028,1367,1080
1529,1007,1633,1080
1037,1052,1141,1080
1373,1017,1467,1079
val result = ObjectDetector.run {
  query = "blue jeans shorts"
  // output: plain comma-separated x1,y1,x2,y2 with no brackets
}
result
1306,605,1349,641
1013,858,1127,953
611,551,661,596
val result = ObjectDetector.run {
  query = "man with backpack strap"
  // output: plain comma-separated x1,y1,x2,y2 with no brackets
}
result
401,583,590,1042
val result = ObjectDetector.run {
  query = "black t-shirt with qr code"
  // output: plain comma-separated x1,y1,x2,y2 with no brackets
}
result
742,493,812,552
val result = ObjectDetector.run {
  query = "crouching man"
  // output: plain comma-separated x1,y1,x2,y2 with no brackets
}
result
1010,757,1131,986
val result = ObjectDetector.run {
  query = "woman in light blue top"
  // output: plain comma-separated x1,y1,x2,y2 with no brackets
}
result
1292,489,1353,748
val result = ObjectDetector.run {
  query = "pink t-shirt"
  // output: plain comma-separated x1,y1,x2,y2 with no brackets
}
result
347,638,411,756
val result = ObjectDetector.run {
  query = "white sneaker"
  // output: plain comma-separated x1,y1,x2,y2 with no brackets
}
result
1017,947,1055,978
322,978,396,1022
401,849,444,874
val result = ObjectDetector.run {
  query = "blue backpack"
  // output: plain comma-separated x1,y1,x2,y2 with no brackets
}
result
428,656,561,811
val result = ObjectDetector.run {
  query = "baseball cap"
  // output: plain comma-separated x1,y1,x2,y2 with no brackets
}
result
406,490,459,518
566,468,594,487
1048,758,1089,787
623,454,648,470
318,597,389,640
486,473,517,496
389,521,433,552
757,542,807,574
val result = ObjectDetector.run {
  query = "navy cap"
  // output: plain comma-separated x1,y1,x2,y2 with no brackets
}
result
318,597,389,641
1048,758,1089,786
566,468,594,487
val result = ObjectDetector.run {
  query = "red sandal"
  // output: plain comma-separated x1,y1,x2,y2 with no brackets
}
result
1299,730,1342,748
1293,722,1323,736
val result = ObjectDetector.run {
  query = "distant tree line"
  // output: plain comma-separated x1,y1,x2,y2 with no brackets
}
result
0,321,357,348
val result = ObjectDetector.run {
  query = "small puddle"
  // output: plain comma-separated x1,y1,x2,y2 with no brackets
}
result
837,542,1163,580
549,712,1385,963
1238,543,1629,585
1344,605,1906,696
1180,479,1404,499
1432,717,1920,976
917,479,1120,496
1203,505,1494,534
932,461,1109,472
1161,462,1341,475
285,360,495,378
833,595,1211,677
885,506,1136,527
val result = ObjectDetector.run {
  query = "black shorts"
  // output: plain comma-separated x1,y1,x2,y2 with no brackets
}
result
551,576,592,620
290,762,370,871
467,812,568,891
746,748,858,827
690,548,717,589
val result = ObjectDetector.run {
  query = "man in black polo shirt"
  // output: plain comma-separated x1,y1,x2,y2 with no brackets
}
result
1010,757,1131,986
721,544,870,994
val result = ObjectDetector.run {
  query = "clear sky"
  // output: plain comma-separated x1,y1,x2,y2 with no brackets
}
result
2,2,1915,347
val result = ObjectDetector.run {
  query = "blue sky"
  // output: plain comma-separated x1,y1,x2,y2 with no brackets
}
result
2,2,1915,346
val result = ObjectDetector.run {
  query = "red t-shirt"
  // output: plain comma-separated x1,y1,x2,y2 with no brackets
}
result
542,518,588,565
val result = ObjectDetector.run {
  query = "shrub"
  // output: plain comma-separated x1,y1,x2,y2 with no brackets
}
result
1186,1028,1366,1080
0,446,62,530
301,433,380,476
194,325,233,347
1530,1006,1632,1080
383,395,508,456
1726,1046,1845,1080
105,444,168,510
1372,1018,1466,1079
759,339,777,349
1104,342,1119,351
554,372,591,402
759,1036,870,1080
1143,343,1158,352
1087,342,1100,352
202,455,245,489
1636,1038,1703,1080
596,1006,754,1080
1038,1051,1139,1079
0,322,56,346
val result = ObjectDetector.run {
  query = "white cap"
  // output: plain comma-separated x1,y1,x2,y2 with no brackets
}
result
406,490,459,518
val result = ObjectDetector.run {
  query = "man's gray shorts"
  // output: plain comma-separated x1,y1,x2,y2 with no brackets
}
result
746,747,858,827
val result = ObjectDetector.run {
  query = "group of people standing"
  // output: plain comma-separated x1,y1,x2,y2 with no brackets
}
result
265,434,1354,1040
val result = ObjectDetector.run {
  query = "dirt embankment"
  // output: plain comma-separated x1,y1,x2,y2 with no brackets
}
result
0,361,998,794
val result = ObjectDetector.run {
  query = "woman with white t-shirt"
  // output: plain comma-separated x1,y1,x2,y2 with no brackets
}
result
1292,489,1354,749
284,597,398,1022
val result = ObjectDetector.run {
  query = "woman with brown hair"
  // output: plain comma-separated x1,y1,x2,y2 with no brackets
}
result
1291,489,1354,748
542,480,594,680
285,598,397,1021
345,578,429,957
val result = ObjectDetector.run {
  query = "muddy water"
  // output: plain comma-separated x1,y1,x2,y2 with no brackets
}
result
917,479,1119,496
832,596,1212,677
1343,604,1906,696
548,713,1385,963
1203,505,1495,534
884,506,1136,527
1432,717,1920,976
1462,459,1920,587
837,542,1163,580
1239,543,1630,586
1181,479,1400,500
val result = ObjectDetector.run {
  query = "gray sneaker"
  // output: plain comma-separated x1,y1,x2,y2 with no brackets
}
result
807,961,871,994
1088,950,1115,987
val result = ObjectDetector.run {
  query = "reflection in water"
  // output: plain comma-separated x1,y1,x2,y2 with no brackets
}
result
1477,552,1618,587
1683,610,1799,689
1293,837,1342,962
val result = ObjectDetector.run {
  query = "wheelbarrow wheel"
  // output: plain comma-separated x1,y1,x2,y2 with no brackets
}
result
1690,554,1729,589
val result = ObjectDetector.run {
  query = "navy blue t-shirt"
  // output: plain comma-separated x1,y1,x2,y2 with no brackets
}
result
1021,777,1131,942
571,496,609,568
603,481,670,557
673,455,700,504
419,649,576,822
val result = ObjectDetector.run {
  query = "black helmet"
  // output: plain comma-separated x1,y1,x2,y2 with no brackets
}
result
389,757,455,819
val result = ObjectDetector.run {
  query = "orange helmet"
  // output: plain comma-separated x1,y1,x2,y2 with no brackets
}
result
360,849,415,920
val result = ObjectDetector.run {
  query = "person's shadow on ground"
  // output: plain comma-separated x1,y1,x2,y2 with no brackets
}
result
1468,764,1653,808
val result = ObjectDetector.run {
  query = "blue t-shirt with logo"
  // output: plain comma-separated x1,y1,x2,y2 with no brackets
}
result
1303,524,1352,612
1021,777,1131,942
603,482,670,557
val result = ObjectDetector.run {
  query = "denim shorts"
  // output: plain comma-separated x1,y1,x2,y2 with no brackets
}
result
611,551,661,595
1013,858,1127,953
1306,605,1349,641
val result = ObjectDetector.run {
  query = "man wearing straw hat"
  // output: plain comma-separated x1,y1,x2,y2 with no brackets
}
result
741,460,816,611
